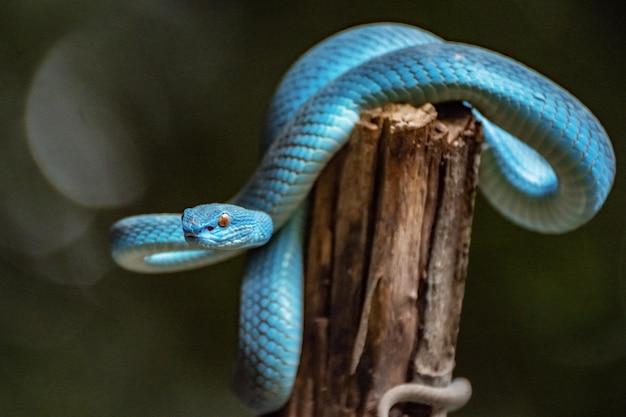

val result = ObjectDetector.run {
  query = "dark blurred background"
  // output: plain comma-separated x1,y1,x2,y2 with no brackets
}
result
1,1,624,416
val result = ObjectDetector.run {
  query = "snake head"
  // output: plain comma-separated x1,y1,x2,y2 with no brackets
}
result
181,203,273,250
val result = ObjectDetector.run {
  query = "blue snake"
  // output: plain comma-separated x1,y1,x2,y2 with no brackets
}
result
109,23,615,415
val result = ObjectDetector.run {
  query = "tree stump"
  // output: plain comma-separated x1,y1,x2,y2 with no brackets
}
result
267,102,482,417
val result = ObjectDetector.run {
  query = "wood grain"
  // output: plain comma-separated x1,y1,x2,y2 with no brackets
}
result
266,102,482,417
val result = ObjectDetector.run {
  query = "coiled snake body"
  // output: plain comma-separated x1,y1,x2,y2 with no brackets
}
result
110,24,615,415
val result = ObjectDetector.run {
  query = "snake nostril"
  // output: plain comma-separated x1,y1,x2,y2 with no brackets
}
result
206,226,214,232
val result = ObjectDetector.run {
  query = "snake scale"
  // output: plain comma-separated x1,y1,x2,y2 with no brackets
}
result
109,23,615,415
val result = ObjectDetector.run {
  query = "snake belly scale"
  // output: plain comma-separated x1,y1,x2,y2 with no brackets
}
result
109,23,615,415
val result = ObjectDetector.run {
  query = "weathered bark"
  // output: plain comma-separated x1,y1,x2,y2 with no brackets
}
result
268,102,482,417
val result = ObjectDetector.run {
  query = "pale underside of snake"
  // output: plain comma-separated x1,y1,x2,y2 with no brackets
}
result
109,23,615,415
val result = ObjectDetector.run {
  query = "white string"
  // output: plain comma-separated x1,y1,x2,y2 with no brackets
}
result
378,377,472,417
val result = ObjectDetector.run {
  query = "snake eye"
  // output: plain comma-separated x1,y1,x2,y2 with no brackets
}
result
218,213,230,227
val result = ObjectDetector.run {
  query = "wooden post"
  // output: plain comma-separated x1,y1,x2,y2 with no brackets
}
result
268,102,482,417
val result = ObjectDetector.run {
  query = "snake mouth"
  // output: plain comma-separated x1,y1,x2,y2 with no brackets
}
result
183,232,200,245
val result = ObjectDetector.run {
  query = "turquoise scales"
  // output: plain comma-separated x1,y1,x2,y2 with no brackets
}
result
109,23,616,414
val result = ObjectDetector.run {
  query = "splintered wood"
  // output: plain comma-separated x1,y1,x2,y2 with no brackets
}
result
267,102,482,417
